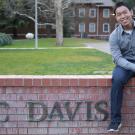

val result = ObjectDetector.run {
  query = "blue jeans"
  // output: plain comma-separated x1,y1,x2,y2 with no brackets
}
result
111,66,135,123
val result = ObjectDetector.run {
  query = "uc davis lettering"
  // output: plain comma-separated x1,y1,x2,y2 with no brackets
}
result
0,100,109,122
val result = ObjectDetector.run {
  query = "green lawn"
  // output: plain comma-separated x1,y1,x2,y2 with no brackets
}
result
0,38,104,48
0,38,113,75
0,48,114,75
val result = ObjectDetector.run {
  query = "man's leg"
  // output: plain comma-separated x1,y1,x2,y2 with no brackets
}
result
108,66,135,132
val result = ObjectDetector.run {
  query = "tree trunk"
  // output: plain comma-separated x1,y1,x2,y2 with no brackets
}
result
55,0,63,46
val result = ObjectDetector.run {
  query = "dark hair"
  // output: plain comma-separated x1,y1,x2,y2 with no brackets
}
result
113,1,132,15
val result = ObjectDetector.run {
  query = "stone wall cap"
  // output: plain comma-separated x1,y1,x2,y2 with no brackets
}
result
0,75,112,79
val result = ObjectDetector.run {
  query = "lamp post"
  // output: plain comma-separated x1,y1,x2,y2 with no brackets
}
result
35,0,38,49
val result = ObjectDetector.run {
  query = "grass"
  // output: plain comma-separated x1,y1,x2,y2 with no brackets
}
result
0,38,105,48
0,48,114,75
0,38,113,75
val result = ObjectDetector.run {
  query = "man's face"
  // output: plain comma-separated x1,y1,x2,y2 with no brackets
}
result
115,6,133,28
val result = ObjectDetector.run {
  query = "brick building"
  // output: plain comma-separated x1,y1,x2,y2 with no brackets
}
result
72,0,116,39
0,0,116,39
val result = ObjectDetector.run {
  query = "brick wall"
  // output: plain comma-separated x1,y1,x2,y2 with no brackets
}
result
74,4,116,39
0,75,135,135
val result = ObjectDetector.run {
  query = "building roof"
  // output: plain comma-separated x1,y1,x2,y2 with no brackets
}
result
73,0,115,7
99,0,115,7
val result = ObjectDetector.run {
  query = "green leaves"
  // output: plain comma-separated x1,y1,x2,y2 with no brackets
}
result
0,33,12,46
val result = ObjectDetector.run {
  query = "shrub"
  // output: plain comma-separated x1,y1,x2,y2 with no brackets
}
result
0,33,12,46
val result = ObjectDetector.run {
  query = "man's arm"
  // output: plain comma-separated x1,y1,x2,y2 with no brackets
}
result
110,32,135,71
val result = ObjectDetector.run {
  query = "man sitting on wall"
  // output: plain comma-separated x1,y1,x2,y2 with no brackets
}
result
108,1,135,132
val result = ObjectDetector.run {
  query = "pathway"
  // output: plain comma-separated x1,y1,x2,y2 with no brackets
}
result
84,41,111,54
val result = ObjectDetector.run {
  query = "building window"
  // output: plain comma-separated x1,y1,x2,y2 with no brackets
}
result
89,8,96,18
103,8,110,18
89,23,96,32
103,23,110,33
79,23,85,32
79,8,85,17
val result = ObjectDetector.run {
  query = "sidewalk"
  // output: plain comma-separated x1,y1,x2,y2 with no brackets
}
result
0,41,111,54
84,41,111,54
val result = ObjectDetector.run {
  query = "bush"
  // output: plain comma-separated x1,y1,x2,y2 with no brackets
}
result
0,33,12,46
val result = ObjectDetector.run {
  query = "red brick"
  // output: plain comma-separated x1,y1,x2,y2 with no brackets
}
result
24,79,32,86
69,79,78,86
106,78,112,86
79,79,89,86
51,79,61,86
69,127,88,134
18,128,27,134
33,79,42,86
1,76,135,135
7,108,17,115
17,94,37,101
131,78,135,85
0,79,6,86
60,79,69,86
55,87,70,94
97,79,107,86
46,87,58,94
0,122,17,128
0,87,6,94
14,79,24,86
57,121,78,127
17,122,37,128
38,121,57,128
88,79,97,86
126,78,134,87
39,94,53,101
48,128,68,134
1,94,16,100
42,79,51,86
0,128,7,134
5,79,14,86
7,128,18,134
28,128,47,134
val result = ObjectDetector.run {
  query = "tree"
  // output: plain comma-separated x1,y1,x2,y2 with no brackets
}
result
55,0,63,46
63,4,75,37
0,0,73,46
0,0,5,26
0,0,28,38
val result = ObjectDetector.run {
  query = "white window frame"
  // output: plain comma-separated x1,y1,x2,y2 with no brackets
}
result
89,8,96,18
103,23,110,33
79,23,85,33
89,23,96,33
103,8,110,18
79,8,85,17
